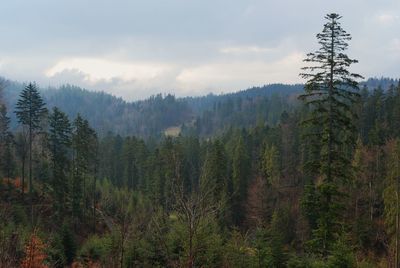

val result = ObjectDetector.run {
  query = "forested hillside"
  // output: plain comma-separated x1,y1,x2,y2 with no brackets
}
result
2,78,394,139
1,13,400,268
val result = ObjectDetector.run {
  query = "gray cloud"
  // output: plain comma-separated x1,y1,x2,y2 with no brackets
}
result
0,0,399,100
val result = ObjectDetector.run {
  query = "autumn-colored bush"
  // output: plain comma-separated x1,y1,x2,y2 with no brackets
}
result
13,177,23,189
1,177,26,191
21,230,48,268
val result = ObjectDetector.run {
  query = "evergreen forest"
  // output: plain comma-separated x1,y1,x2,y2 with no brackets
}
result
0,13,400,268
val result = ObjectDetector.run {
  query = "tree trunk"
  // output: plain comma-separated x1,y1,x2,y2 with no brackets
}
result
120,222,126,268
188,218,194,268
93,175,96,233
369,179,373,221
21,157,25,200
29,124,33,226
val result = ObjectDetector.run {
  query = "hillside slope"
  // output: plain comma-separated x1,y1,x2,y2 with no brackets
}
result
2,77,398,138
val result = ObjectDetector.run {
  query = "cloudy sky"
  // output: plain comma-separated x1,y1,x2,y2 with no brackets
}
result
0,0,399,100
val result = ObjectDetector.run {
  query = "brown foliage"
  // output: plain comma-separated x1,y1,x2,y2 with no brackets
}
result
20,230,48,268
1,177,26,191
13,177,24,190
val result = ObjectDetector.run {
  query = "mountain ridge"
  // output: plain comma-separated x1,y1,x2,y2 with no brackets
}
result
2,77,398,138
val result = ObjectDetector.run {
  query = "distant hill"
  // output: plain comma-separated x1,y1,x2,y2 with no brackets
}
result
4,82,193,137
362,77,399,90
2,77,398,138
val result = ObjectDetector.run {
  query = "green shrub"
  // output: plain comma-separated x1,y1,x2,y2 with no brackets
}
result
80,234,112,262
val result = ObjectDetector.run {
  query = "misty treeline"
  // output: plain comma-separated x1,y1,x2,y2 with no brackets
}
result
3,78,395,140
1,13,400,267
4,81,304,138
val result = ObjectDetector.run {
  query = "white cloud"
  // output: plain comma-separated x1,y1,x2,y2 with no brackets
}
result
41,53,304,99
220,45,273,54
375,13,399,25
176,52,304,94
45,58,174,84
0,0,398,101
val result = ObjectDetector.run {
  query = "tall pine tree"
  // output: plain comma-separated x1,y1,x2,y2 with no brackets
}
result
299,13,362,255
15,83,47,225
383,139,400,267
48,107,72,217
71,114,97,219
0,103,15,181
231,135,250,226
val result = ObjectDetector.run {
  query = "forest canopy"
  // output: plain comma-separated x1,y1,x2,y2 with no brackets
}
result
0,13,400,268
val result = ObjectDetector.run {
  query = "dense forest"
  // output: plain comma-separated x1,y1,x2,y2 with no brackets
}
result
1,13,400,268
3,78,395,139
3,81,305,138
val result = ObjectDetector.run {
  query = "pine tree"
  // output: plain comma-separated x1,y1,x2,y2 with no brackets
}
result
48,107,72,216
299,13,362,255
15,83,47,225
0,103,10,142
71,114,97,219
350,137,375,250
122,137,138,189
231,135,250,226
262,144,280,187
60,223,77,266
301,180,320,231
391,82,400,137
0,104,15,181
383,139,400,267
200,140,230,221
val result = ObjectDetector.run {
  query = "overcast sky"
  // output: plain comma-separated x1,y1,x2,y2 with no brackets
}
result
0,0,399,100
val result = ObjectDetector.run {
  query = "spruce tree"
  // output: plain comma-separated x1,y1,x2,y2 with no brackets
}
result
383,139,400,267
122,137,138,189
0,104,15,181
71,114,97,219
15,83,47,224
48,107,72,216
200,140,232,225
299,13,362,255
0,103,10,142
200,140,230,206
262,144,281,186
232,135,250,226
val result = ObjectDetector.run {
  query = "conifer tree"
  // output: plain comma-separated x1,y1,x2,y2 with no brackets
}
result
122,137,138,189
299,13,362,255
262,144,280,186
0,103,12,174
48,107,72,216
232,135,250,226
15,83,47,224
392,82,400,137
383,139,400,267
0,103,10,142
0,104,15,180
200,140,230,212
71,114,97,218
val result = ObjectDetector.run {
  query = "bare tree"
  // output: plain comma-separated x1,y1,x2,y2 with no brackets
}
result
170,151,221,268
